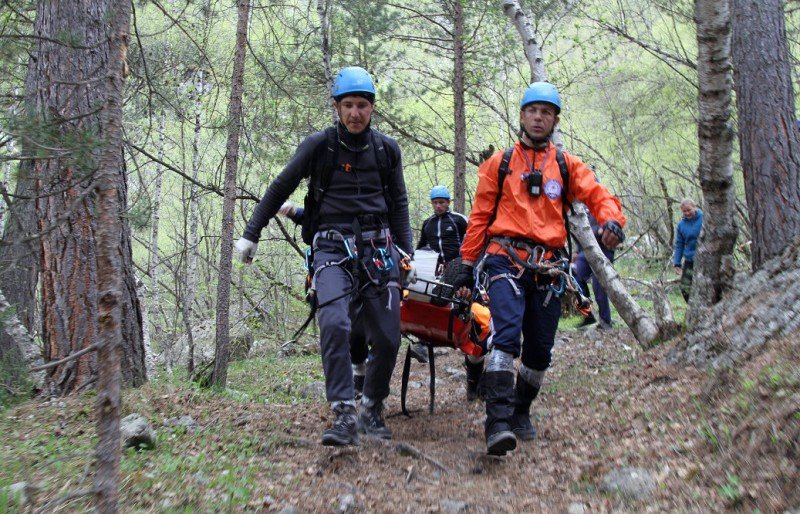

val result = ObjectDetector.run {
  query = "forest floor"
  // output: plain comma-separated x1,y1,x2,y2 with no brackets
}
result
1,320,798,513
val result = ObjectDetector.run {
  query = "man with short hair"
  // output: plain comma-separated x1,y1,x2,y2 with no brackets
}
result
410,185,469,364
235,66,412,446
452,82,626,456
673,198,704,302
417,185,468,266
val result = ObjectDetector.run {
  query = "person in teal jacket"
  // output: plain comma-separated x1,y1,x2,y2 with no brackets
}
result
673,198,704,301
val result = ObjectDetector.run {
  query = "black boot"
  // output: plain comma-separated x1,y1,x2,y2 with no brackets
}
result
358,400,392,440
321,403,358,447
465,356,484,402
510,375,540,441
483,371,517,456
577,312,597,329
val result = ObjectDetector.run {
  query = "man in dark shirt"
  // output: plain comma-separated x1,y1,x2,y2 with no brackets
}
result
235,66,412,446
410,185,469,363
417,185,468,266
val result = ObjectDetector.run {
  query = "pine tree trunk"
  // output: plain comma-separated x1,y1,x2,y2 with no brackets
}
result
687,0,738,326
30,0,144,397
213,0,251,387
452,0,467,214
731,0,800,269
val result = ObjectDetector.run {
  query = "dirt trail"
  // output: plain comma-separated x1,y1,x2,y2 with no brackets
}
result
244,327,716,513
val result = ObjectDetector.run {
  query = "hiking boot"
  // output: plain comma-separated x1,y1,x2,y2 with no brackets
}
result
487,428,517,456
358,401,392,440
577,313,598,329
483,370,517,456
510,370,541,441
409,342,428,363
598,320,613,330
465,357,484,402
321,404,358,447
353,374,365,399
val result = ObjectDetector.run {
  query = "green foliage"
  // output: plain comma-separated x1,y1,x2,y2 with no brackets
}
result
717,473,743,506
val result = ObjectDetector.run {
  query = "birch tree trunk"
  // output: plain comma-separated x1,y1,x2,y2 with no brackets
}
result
184,70,204,375
0,58,43,392
30,0,145,396
569,206,664,346
687,0,737,327
212,0,250,387
316,0,336,124
452,0,467,214
500,0,564,148
731,0,800,269
0,117,12,238
149,111,167,371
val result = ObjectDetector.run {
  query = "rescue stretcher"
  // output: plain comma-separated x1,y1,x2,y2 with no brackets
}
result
399,249,491,416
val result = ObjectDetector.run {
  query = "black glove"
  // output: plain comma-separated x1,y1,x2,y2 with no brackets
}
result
600,220,625,249
603,220,625,241
451,263,475,291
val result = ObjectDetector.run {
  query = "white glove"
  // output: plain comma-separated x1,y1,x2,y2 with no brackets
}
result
234,237,258,264
278,201,296,218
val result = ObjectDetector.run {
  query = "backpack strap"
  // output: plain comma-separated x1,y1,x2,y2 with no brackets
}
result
301,127,338,245
487,146,514,228
312,126,339,203
371,130,394,211
555,148,573,257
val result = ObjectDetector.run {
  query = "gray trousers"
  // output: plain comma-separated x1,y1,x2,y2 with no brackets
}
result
312,234,401,403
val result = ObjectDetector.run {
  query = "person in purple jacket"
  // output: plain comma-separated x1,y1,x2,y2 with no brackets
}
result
673,198,704,301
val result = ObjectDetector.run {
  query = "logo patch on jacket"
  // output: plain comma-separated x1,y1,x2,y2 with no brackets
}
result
544,179,562,199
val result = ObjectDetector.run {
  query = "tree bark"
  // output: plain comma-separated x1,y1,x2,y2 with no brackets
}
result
93,1,129,505
316,0,336,124
731,0,800,269
452,0,467,214
0,54,43,394
148,111,166,370
687,0,738,326
213,0,250,387
30,0,145,397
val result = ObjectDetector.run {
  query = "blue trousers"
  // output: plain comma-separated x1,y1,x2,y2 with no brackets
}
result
573,249,614,324
484,255,562,372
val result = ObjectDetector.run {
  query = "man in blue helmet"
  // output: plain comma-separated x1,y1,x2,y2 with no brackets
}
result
417,185,468,265
451,82,626,455
409,185,470,364
235,66,413,446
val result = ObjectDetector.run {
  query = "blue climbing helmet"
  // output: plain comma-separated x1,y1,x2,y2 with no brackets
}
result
520,82,561,114
332,66,376,101
430,185,451,201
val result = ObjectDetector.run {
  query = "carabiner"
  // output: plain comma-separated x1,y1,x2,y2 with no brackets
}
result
372,246,394,271
304,247,312,272
343,238,357,260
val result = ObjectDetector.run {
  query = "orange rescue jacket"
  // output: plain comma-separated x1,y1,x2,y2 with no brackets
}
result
460,141,626,263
